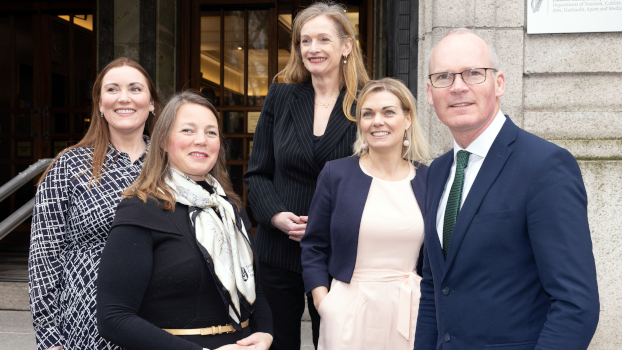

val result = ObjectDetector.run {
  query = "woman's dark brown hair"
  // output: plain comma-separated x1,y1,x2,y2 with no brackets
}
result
123,90,241,211
38,57,162,186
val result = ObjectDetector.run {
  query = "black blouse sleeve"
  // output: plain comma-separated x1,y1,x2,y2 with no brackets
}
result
239,207,273,335
96,224,203,350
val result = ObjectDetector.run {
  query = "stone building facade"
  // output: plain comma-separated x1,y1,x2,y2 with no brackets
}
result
416,1,622,348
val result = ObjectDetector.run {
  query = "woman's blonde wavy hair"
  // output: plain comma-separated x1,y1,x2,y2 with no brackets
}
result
276,1,369,120
353,78,431,166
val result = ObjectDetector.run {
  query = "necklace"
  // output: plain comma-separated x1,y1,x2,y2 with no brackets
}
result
314,97,338,108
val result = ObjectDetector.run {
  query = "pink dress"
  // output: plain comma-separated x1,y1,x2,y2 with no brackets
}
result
316,162,424,350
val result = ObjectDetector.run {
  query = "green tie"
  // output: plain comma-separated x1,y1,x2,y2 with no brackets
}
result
443,150,471,259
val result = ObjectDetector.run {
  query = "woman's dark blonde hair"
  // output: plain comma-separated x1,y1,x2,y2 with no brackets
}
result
277,1,369,120
353,78,431,165
38,57,162,186
123,90,241,211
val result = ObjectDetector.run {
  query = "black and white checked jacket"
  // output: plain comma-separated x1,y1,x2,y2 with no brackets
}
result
28,137,149,350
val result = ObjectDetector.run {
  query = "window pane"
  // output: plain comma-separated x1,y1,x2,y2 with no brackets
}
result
73,14,93,31
75,113,91,135
227,164,244,198
223,111,244,134
73,31,94,108
0,113,10,135
0,139,10,159
277,12,292,84
15,16,33,110
224,11,244,106
248,10,269,107
16,113,30,134
201,11,221,105
52,113,69,134
225,137,243,160
51,20,70,108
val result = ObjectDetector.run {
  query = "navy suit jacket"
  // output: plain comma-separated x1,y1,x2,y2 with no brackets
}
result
300,156,428,295
414,117,599,350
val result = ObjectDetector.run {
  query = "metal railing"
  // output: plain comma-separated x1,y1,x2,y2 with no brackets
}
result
0,158,53,241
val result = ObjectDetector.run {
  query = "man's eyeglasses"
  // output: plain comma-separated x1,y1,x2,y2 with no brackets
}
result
428,68,497,88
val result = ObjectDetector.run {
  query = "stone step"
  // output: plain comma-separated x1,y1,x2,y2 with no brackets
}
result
0,282,29,311
0,252,30,311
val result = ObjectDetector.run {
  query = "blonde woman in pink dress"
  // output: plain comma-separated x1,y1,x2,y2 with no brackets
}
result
300,78,431,349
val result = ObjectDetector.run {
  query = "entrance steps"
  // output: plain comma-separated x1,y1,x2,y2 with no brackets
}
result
0,252,29,311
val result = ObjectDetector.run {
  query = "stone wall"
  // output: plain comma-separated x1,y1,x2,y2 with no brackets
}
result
417,0,622,348
103,0,177,101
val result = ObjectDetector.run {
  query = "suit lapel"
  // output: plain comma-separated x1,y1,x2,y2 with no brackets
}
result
314,90,353,164
427,153,453,273
289,81,320,172
442,118,519,278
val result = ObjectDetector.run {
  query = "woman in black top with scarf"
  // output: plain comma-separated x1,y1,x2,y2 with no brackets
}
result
97,91,272,350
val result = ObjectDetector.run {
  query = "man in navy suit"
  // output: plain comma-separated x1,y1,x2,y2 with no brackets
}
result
414,28,599,350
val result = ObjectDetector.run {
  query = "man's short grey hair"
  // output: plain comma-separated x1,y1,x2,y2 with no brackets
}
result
427,28,499,74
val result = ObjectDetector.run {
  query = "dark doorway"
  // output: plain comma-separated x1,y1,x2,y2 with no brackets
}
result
0,1,96,251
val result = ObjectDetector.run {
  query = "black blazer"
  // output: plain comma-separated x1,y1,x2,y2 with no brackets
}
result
97,196,272,350
300,156,428,295
244,80,357,273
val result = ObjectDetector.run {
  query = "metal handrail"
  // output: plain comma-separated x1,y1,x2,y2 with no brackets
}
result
0,198,36,241
0,158,53,202
0,158,53,241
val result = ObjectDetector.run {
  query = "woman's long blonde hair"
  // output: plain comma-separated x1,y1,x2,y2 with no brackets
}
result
123,91,241,211
353,78,431,165
277,1,369,120
38,57,161,186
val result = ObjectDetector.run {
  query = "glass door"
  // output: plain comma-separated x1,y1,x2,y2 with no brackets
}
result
199,5,275,227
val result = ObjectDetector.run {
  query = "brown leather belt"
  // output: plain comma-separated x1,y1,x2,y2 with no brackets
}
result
163,319,249,336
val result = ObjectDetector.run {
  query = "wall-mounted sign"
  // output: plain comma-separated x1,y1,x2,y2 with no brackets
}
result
528,0,622,34
247,112,260,134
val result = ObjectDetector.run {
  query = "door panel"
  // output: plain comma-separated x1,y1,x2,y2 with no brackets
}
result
0,2,95,251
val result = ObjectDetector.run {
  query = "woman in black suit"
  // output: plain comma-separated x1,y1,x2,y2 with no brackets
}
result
243,2,369,349
97,91,272,350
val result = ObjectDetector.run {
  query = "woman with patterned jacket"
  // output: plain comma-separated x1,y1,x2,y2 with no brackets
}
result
28,57,161,350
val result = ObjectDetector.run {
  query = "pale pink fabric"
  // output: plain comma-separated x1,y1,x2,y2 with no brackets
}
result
317,162,424,350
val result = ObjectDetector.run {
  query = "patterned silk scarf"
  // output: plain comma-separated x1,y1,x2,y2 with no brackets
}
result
165,168,256,328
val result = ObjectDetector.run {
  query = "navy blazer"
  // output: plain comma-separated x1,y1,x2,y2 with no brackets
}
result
414,117,599,350
244,80,357,274
300,156,428,295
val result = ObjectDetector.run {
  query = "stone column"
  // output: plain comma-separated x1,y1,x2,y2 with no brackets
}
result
417,0,622,348
98,0,177,100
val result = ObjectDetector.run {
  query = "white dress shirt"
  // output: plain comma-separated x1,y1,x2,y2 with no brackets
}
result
436,110,507,247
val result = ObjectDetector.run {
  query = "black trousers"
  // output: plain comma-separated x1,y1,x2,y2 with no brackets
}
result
260,262,320,350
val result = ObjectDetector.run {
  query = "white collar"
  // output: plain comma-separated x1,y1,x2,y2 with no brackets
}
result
453,110,506,160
